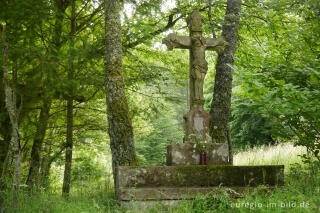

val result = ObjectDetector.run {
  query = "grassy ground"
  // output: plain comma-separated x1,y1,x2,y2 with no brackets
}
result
1,143,319,212
234,143,307,172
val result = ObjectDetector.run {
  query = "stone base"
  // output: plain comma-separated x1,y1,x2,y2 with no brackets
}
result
183,104,210,143
119,186,262,201
166,143,229,165
119,200,186,209
119,187,278,208
116,165,284,201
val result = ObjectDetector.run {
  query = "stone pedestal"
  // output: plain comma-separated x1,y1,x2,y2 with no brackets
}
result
183,105,211,143
116,165,284,203
166,143,229,165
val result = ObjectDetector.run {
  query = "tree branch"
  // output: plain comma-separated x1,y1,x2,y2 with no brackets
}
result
126,14,186,49
125,5,217,49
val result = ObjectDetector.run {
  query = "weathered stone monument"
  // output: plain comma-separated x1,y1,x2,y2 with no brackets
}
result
163,10,229,165
163,10,226,144
116,10,284,207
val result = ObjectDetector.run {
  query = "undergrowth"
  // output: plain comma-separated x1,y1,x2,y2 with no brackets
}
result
1,144,319,212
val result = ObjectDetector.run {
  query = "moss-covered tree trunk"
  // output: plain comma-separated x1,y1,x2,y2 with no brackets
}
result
26,101,51,187
1,23,21,202
62,96,73,196
39,139,51,187
209,0,242,143
104,0,139,194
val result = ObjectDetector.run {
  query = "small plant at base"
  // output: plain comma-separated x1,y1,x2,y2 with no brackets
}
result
195,141,210,153
189,133,212,153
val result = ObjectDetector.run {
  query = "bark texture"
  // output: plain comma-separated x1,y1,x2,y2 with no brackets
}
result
104,0,139,195
39,139,51,187
62,96,73,195
209,0,242,143
1,23,21,201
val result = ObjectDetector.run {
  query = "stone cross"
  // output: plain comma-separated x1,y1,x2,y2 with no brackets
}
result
162,10,227,143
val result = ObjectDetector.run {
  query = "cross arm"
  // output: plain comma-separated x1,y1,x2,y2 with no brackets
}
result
162,33,228,53
205,36,228,53
162,33,191,50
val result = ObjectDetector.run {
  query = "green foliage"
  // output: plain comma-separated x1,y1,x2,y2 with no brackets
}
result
1,0,320,211
230,0,320,160
190,190,234,212
135,100,185,166
231,103,274,148
1,185,117,213
71,156,104,183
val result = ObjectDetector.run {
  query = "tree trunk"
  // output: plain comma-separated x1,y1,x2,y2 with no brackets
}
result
62,97,73,196
39,139,51,188
0,72,11,174
0,117,11,178
62,0,75,196
0,48,12,188
209,0,242,144
26,0,67,189
0,136,11,189
104,0,139,196
1,23,21,202
26,100,51,188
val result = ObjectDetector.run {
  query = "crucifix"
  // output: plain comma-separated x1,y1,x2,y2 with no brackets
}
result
163,10,227,143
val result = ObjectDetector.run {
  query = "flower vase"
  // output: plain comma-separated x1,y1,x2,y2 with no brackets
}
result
200,152,207,165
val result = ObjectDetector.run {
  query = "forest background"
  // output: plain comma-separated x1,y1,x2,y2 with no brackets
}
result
0,0,319,212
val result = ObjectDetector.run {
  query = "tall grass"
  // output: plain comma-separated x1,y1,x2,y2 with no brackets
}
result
234,143,306,172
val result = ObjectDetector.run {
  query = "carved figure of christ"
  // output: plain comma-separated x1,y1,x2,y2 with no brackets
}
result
162,10,227,109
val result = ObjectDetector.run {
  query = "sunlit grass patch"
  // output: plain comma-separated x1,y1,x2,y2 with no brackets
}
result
234,143,306,172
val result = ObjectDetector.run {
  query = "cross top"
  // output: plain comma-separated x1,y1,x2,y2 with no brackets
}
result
163,10,227,108
162,10,227,143
187,10,204,32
